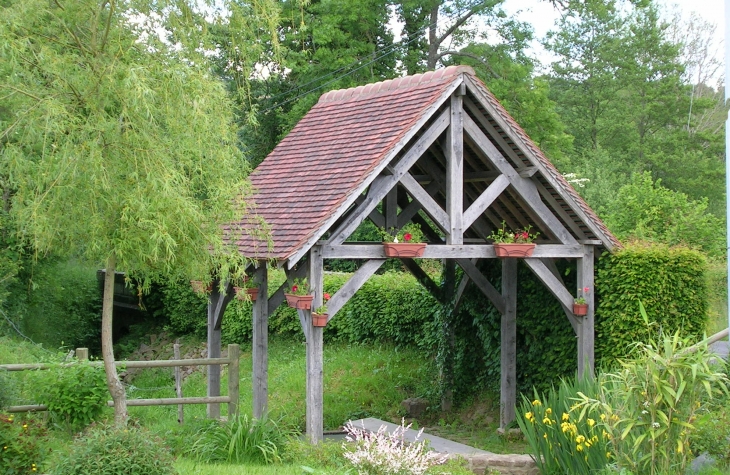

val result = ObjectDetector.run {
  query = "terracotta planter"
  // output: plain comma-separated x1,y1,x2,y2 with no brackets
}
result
493,243,535,258
285,293,314,310
312,313,328,327
383,243,427,258
234,287,258,301
573,303,588,316
190,280,212,294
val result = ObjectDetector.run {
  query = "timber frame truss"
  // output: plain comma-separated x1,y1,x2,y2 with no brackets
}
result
206,73,605,442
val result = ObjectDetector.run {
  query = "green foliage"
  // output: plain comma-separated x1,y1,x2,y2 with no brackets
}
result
574,310,728,475
32,362,107,432
52,424,176,475
691,393,730,467
0,413,47,475
190,413,293,465
595,242,708,367
379,223,425,244
516,376,611,475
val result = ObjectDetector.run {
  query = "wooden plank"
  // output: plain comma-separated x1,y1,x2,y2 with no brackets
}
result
399,172,450,233
385,188,398,229
321,109,451,248
326,259,386,319
397,181,441,228
321,244,584,259
228,344,240,417
113,396,230,407
463,115,578,246
500,258,517,429
447,93,464,245
307,246,325,444
252,263,269,418
455,258,505,315
523,259,579,333
463,174,509,229
577,245,595,378
1,357,233,371
402,258,443,303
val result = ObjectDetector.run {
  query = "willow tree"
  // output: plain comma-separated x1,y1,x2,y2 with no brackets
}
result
0,0,274,425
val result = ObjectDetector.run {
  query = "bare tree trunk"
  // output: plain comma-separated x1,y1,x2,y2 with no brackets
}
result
102,253,127,426
427,5,439,70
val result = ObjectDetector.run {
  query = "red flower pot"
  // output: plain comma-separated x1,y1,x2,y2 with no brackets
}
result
493,243,535,258
285,293,314,310
573,303,588,316
312,313,328,327
383,243,427,258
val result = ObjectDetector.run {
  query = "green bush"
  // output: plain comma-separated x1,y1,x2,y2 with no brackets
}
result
0,412,47,475
52,424,176,475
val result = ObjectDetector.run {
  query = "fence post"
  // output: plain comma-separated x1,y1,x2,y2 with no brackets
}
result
227,344,240,418
174,342,183,424
75,348,88,361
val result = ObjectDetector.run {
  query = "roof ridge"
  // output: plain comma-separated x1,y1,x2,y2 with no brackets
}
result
318,65,474,103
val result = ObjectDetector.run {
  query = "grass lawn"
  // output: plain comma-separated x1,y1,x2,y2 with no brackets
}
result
175,459,310,475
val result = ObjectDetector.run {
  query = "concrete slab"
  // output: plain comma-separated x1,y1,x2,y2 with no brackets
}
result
350,417,492,456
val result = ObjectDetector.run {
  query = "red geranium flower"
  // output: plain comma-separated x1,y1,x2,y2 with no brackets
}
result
291,285,298,293
324,292,331,300
404,233,412,242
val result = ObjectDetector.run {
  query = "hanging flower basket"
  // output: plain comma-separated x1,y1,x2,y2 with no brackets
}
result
312,313,328,327
190,280,212,294
383,243,427,258
234,287,258,301
573,303,588,316
285,293,314,310
493,243,535,258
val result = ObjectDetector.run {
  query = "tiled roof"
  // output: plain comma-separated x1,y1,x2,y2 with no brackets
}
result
231,66,620,262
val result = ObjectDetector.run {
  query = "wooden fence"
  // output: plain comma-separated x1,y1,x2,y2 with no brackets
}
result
0,344,240,420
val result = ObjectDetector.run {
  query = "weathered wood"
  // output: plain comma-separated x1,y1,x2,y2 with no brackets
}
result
534,180,589,240
453,262,472,315
500,258,517,429
455,258,505,315
113,396,230,407
577,246,595,378
463,115,578,246
441,259,457,411
321,244,584,259
253,263,269,419
523,259,579,333
0,357,233,372
397,181,441,228
463,174,509,229
207,287,222,419
447,93,464,245
414,168,538,183
228,343,240,418
287,80,463,266
401,258,443,303
324,109,451,247
6,405,48,413
174,343,183,424
398,172,450,233
306,246,325,444
542,258,581,331
75,348,88,361
326,259,386,318
385,188,398,229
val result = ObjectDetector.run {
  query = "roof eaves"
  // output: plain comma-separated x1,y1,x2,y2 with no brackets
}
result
463,75,621,251
283,74,467,268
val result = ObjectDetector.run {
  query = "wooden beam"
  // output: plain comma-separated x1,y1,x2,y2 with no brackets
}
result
534,181,589,240
252,262,269,419
399,172,450,233
463,174,509,229
500,258,517,429
455,258,505,315
402,258,443,304
321,244,584,259
447,93,464,245
577,245,595,378
207,282,231,419
306,246,324,444
398,181,441,228
384,188,398,229
326,259,386,319
542,258,581,331
453,263,472,315
523,259,579,333
324,109,451,247
463,115,578,246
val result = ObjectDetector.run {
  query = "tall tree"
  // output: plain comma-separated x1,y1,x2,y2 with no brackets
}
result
0,0,269,425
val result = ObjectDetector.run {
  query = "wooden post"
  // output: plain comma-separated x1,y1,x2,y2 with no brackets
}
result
447,92,464,245
75,348,88,361
252,262,269,419
228,344,240,418
500,258,517,429
441,259,456,412
306,246,324,443
577,246,595,378
174,342,183,424
207,281,233,419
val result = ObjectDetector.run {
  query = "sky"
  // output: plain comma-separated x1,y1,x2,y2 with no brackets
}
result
500,0,725,77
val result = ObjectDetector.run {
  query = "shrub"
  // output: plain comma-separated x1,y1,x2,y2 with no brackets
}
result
0,412,47,475
190,412,293,464
53,424,176,475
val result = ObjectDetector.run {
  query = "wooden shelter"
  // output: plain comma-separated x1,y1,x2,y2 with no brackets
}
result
205,66,620,441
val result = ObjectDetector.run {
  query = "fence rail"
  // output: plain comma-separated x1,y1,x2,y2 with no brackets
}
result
0,344,240,419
